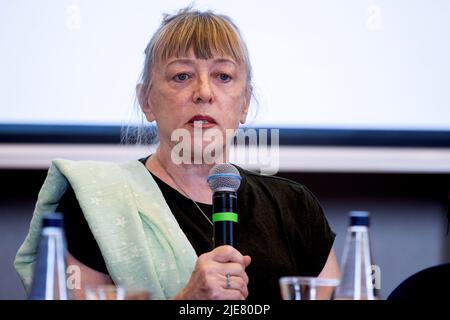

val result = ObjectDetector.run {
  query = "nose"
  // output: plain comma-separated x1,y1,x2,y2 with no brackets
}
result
193,75,213,104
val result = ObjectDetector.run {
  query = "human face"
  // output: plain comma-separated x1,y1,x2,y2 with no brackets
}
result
142,50,250,158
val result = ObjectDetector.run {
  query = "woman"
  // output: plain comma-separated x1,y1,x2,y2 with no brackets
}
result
15,8,339,300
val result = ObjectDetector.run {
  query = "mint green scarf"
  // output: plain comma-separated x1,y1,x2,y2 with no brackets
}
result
14,159,198,299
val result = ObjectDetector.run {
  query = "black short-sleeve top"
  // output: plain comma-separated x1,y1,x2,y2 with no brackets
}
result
58,158,335,301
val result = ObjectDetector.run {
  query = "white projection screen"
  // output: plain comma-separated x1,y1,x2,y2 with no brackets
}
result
0,0,449,144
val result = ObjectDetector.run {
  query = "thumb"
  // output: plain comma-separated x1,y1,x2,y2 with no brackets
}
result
243,255,251,268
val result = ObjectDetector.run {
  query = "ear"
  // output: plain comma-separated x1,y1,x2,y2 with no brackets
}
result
239,87,252,124
136,83,156,122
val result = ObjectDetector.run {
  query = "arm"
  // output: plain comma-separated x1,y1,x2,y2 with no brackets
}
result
58,185,113,299
67,252,114,300
317,248,341,300
67,246,250,300
319,248,340,278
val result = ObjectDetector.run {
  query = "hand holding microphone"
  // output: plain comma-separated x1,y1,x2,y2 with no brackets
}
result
174,164,251,300
174,246,251,300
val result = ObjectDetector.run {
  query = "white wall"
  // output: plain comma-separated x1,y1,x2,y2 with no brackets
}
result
1,0,449,130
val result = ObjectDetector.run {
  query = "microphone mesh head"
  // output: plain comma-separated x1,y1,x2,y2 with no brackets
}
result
207,163,241,192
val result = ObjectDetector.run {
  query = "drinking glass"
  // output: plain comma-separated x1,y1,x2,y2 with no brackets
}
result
279,277,340,300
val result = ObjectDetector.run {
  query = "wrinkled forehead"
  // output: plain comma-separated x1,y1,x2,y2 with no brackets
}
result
160,49,239,67
152,40,246,68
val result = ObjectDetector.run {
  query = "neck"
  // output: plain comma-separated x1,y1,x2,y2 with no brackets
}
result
146,144,216,204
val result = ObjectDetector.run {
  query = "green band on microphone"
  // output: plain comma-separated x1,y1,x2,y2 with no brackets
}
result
212,212,238,223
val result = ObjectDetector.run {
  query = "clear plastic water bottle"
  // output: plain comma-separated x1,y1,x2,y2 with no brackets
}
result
28,212,69,300
334,211,380,300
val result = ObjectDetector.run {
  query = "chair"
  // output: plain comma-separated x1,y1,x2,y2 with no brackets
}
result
387,263,450,300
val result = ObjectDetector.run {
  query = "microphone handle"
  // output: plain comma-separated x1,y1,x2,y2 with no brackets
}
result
212,191,237,248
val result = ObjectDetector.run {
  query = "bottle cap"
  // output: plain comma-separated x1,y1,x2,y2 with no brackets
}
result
42,212,64,228
349,211,370,226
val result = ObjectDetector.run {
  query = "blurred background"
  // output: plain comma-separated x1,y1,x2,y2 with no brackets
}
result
1,0,449,299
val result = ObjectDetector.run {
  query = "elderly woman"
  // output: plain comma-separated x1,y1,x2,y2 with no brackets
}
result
15,8,339,300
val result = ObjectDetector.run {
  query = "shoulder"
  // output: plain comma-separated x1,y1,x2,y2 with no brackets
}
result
235,165,318,205
45,159,146,200
49,158,144,179
51,158,123,171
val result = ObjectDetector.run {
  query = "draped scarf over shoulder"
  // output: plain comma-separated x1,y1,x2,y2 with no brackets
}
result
14,159,198,299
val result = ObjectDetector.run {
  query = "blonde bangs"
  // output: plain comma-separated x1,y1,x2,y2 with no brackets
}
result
151,13,247,64
139,8,253,110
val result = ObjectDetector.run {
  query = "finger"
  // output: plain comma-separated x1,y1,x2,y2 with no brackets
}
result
241,271,249,285
221,267,249,285
220,268,249,285
223,275,248,298
220,262,246,277
243,255,251,267
221,288,246,300
212,245,246,266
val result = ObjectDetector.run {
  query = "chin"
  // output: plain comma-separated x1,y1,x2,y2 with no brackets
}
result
191,140,227,165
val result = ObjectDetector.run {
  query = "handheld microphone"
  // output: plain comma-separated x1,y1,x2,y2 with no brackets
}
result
207,163,241,248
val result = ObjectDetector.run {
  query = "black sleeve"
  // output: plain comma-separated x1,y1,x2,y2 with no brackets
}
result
301,185,336,275
283,181,336,276
57,185,109,275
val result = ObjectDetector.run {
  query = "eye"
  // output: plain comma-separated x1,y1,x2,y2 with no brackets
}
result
173,73,190,82
218,73,232,82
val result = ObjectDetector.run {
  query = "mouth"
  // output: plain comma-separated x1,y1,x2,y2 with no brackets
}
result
187,115,218,128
